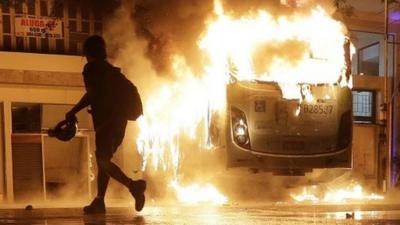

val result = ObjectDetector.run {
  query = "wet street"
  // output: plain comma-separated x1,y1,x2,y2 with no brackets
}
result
1,203,400,225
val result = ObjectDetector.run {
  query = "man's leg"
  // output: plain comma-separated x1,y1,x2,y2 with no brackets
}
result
83,158,109,214
83,123,118,214
96,162,110,198
96,142,146,211
96,119,133,187
96,152,131,187
83,134,123,214
95,120,146,211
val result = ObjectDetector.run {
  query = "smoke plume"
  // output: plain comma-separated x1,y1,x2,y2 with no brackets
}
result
133,0,214,76
131,0,340,77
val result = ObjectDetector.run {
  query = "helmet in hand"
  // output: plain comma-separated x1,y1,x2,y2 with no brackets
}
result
48,118,78,141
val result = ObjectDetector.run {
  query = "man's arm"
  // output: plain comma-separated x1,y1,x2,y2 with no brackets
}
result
66,93,90,120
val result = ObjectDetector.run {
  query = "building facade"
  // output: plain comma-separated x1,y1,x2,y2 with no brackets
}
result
343,7,399,192
0,0,102,54
0,0,398,203
0,0,103,203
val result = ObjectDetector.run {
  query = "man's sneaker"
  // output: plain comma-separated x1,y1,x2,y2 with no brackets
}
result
129,179,146,211
83,198,106,214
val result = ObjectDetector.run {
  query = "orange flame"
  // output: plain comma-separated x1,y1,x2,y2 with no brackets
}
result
136,0,351,204
200,0,351,100
291,184,384,203
170,180,228,205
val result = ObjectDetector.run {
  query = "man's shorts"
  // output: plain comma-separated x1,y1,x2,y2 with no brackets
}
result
95,119,127,160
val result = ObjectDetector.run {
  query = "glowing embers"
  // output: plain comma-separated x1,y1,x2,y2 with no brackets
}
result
170,180,228,205
291,183,384,203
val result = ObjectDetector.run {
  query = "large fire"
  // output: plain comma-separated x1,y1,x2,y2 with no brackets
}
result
170,180,228,205
291,183,384,203
136,0,352,204
200,1,351,100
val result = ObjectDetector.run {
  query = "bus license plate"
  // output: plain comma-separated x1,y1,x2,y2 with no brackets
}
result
301,104,333,115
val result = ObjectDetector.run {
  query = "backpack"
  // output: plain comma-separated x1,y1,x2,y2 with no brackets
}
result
111,70,143,121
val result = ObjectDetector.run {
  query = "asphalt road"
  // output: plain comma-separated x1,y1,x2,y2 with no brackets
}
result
1,203,400,225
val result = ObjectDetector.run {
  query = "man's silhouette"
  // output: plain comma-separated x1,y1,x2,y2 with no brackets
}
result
66,35,146,214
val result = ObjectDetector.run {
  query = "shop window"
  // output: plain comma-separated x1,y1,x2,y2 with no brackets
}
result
82,21,90,33
68,2,77,18
12,104,42,133
1,2,10,13
14,1,23,14
40,0,48,16
3,35,11,51
29,37,37,52
77,41,83,55
16,36,24,52
52,1,64,17
2,15,11,33
358,42,379,76
69,20,77,32
69,40,77,54
352,90,375,123
41,38,49,53
94,9,102,20
56,39,64,54
81,2,90,19
27,0,36,15
94,22,102,34
350,30,395,77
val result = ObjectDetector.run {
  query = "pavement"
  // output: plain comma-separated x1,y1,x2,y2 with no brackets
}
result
1,203,400,225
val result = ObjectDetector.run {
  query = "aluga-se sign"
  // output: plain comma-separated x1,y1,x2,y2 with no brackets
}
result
15,16,63,39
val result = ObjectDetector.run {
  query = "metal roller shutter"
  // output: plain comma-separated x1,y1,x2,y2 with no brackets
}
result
12,142,44,202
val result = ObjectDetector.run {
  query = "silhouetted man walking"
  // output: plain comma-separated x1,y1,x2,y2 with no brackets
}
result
66,35,146,214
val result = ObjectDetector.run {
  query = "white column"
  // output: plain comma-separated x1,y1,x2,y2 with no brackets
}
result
3,101,13,203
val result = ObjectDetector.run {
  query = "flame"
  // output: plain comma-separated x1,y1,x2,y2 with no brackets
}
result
136,56,225,173
136,56,227,204
291,184,384,203
136,0,351,204
323,185,384,202
170,180,228,205
291,186,319,202
200,0,351,100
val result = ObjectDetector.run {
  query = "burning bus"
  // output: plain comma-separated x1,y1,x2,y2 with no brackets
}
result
137,1,354,190
225,80,352,175
176,1,355,176
224,39,353,175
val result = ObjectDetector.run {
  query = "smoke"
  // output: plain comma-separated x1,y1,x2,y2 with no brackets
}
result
132,0,283,76
133,0,214,77
131,0,341,78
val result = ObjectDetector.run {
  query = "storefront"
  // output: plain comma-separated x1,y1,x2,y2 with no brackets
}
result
0,51,95,203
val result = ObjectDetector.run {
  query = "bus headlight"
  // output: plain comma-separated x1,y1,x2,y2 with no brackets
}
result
231,107,251,149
